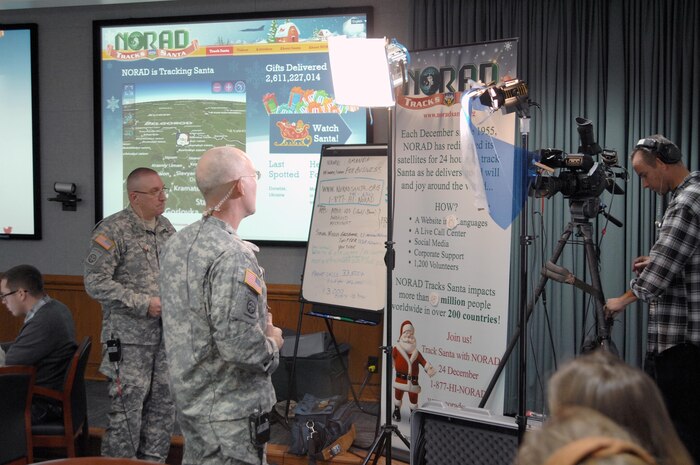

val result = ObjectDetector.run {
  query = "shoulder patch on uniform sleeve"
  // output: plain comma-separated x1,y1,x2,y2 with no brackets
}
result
94,233,114,251
86,247,105,265
244,269,263,295
246,298,258,316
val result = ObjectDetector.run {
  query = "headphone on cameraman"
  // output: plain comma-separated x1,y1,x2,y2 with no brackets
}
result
635,137,682,164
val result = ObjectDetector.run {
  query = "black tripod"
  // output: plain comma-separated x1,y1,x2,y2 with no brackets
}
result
361,106,410,465
479,196,615,408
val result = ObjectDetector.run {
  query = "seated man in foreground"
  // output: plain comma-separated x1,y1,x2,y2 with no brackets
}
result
1,264,77,423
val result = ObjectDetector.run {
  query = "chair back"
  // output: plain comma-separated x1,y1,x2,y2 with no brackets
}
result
67,337,91,435
32,336,92,457
0,365,35,465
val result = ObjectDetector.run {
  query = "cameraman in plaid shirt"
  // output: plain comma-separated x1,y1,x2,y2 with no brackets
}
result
606,134,700,463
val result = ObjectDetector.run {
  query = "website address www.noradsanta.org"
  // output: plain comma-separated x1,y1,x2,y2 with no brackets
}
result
424,111,460,118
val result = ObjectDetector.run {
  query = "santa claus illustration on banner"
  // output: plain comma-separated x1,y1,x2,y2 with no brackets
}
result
392,320,437,421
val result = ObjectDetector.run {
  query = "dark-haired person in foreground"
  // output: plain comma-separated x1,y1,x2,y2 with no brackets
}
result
84,167,176,462
606,134,700,462
0,264,77,423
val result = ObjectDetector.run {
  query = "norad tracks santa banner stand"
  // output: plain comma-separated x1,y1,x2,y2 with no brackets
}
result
389,39,521,447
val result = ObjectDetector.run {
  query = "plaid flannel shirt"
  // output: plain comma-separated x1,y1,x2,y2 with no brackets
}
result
631,171,700,353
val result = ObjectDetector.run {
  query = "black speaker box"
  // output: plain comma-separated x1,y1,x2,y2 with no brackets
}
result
410,401,522,465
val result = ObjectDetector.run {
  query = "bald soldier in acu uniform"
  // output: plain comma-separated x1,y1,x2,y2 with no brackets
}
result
84,167,176,462
160,146,284,465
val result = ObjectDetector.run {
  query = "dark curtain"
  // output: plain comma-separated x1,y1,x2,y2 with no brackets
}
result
411,0,700,413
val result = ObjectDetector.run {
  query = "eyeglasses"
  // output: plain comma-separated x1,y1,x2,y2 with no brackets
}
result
132,187,169,197
0,289,20,301
236,171,261,182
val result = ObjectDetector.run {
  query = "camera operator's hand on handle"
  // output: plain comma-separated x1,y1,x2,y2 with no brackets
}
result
266,313,284,350
632,256,650,275
605,289,637,318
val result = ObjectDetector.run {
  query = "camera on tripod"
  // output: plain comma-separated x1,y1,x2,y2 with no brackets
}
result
530,117,626,200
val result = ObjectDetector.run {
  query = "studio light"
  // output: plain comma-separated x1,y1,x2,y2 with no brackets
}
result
479,79,529,115
327,36,407,107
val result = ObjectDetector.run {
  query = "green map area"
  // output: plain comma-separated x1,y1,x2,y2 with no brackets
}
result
122,99,246,212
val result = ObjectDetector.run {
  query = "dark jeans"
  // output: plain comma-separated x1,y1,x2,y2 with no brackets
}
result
645,343,700,465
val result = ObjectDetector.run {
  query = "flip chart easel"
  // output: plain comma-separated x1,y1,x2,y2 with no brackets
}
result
282,144,388,411
301,143,388,324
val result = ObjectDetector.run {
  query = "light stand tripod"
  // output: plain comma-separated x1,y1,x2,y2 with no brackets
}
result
326,35,411,465
472,80,535,436
516,114,531,439
479,196,615,409
361,105,410,465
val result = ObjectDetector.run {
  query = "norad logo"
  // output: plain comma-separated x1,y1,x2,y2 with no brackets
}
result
114,30,190,51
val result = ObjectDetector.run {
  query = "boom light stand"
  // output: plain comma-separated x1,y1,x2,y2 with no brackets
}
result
473,80,532,438
328,36,409,465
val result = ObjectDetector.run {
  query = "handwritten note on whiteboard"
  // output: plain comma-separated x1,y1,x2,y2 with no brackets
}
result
301,145,388,312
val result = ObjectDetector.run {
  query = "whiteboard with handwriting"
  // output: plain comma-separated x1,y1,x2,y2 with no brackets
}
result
301,144,388,312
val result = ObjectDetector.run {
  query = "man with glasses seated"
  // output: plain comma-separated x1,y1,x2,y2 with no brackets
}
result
1,264,77,423
84,167,176,462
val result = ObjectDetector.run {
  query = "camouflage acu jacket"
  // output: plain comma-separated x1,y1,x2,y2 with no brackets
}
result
159,215,279,420
84,205,175,345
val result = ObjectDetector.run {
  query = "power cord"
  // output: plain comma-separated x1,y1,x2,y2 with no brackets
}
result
107,336,137,456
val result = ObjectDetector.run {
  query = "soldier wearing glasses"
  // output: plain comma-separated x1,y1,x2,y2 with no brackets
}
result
84,167,175,462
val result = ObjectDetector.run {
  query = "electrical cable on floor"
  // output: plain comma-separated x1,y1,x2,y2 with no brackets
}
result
114,363,137,457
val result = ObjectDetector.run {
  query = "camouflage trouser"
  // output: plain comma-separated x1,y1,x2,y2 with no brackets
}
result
179,414,266,465
100,340,176,462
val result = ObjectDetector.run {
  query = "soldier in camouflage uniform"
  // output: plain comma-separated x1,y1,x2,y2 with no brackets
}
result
84,167,176,462
160,147,284,465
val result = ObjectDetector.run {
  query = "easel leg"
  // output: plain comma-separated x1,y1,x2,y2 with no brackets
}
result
283,300,307,419
323,318,368,411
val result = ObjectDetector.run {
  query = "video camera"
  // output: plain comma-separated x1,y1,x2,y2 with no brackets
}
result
530,117,626,200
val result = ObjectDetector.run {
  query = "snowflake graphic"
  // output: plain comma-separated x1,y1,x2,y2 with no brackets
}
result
106,96,120,112
504,42,513,51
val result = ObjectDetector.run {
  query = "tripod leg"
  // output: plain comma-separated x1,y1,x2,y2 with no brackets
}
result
579,222,614,352
392,424,411,449
372,437,386,465
361,428,387,465
479,221,576,408
361,424,411,465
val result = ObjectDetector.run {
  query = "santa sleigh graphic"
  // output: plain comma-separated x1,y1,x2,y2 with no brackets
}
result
274,119,313,147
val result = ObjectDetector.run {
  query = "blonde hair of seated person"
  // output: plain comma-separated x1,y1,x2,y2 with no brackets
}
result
517,406,657,465
547,350,692,465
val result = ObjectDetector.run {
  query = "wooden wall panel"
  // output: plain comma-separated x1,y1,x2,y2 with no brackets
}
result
0,275,382,400
268,284,384,400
